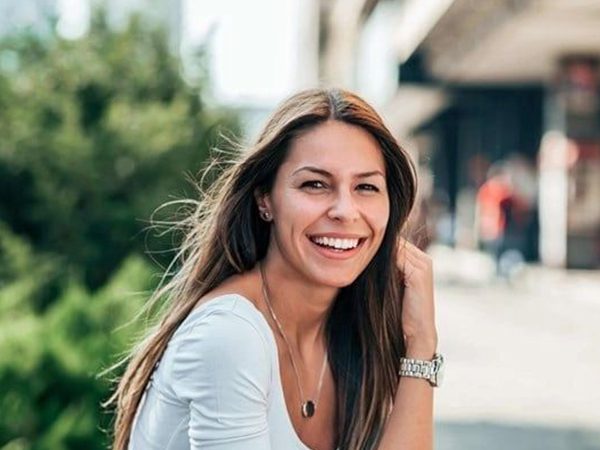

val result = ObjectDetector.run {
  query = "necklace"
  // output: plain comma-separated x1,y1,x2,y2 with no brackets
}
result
259,262,328,419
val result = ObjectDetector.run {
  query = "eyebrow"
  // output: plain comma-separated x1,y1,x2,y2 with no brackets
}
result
291,166,385,179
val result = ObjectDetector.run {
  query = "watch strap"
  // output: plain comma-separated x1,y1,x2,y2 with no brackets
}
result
399,356,435,380
398,353,443,387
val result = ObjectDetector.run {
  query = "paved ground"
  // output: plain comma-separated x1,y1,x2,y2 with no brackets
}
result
429,245,600,450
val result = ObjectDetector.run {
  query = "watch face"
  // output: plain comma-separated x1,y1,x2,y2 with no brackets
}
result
435,364,444,387
433,354,445,387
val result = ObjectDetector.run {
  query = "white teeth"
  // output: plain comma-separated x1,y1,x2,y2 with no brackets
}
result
311,236,360,250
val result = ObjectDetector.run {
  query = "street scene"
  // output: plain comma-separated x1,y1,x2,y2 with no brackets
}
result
432,245,600,450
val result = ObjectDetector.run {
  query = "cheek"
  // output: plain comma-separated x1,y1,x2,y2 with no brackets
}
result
277,190,324,221
366,200,390,237
271,192,323,242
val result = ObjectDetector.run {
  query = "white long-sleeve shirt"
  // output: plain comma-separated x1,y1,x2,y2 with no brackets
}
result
129,294,314,450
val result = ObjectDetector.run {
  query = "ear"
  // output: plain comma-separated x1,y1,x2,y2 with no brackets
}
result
253,187,272,212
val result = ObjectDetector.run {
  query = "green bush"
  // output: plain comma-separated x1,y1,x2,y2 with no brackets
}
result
0,254,155,450
0,11,240,449
0,12,239,290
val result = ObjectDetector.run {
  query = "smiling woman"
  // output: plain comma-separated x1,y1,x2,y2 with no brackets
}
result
255,120,390,288
106,88,442,450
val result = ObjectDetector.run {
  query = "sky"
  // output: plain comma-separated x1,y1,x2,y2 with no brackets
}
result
54,0,299,106
183,0,299,105
56,0,90,39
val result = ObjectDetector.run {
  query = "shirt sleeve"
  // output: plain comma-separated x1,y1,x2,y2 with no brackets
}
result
170,308,273,450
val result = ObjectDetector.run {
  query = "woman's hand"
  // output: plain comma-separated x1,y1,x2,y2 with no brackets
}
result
396,237,438,358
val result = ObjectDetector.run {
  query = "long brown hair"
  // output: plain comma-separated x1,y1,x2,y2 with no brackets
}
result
106,88,417,450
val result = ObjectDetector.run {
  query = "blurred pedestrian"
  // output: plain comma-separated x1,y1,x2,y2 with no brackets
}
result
476,162,513,262
106,89,444,450
476,159,535,276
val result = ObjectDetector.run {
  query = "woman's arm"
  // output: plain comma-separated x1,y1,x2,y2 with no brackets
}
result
377,338,437,450
377,238,438,450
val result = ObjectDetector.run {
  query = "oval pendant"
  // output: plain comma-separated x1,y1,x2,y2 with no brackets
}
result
301,400,315,418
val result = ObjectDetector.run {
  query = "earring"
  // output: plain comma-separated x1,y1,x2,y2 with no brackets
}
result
260,210,272,221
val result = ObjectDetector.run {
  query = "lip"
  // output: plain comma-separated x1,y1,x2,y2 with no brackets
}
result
307,234,367,260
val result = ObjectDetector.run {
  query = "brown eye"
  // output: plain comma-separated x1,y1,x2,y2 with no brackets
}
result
357,184,380,192
301,180,327,189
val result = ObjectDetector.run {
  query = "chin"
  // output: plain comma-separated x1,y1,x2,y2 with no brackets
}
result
308,267,362,289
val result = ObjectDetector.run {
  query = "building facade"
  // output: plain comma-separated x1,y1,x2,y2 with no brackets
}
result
322,0,600,269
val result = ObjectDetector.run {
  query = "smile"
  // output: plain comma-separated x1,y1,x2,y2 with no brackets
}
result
308,235,366,252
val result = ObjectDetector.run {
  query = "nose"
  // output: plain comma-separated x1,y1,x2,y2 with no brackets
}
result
327,189,360,222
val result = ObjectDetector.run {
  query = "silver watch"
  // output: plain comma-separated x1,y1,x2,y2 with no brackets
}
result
399,353,445,387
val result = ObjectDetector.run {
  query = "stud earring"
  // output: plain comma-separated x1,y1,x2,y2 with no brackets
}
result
260,210,272,221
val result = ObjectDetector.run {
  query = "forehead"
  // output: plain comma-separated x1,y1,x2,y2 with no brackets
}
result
282,120,386,174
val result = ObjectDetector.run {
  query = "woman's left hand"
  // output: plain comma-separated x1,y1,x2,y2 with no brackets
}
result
396,237,438,358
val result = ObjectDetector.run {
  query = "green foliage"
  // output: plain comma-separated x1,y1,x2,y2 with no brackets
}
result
0,12,239,290
0,253,155,450
0,10,241,450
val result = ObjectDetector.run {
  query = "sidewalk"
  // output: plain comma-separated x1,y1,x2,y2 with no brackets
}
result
429,244,600,299
428,245,600,450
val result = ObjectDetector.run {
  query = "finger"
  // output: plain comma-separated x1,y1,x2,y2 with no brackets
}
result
397,246,427,270
399,257,419,284
397,237,420,253
397,238,427,261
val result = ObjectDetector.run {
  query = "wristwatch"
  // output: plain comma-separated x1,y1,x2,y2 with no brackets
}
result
399,353,445,387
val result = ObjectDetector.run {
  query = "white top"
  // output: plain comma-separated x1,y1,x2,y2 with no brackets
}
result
129,294,322,450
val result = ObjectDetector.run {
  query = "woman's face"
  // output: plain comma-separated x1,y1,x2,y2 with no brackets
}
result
259,120,390,288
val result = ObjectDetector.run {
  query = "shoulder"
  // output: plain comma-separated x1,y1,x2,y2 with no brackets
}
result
162,294,274,400
182,293,267,339
173,294,272,366
151,295,275,444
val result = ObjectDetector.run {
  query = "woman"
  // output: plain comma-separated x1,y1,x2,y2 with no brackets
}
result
108,88,442,450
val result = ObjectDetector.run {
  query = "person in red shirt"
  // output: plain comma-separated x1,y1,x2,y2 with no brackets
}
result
476,163,513,261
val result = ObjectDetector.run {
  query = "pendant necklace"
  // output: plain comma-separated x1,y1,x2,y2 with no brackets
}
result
259,262,328,419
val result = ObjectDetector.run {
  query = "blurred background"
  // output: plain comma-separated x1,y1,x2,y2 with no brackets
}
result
1,0,599,449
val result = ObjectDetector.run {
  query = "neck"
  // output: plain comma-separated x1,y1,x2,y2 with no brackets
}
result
258,256,337,359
